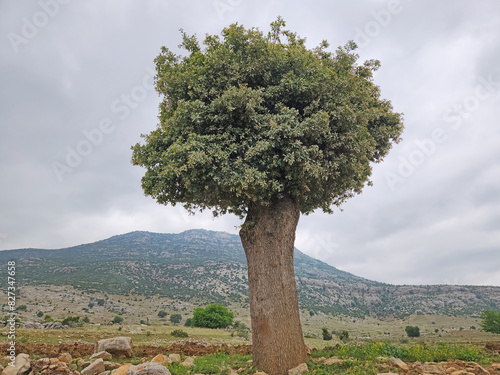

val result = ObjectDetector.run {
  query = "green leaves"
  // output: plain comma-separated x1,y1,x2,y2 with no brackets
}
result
132,18,403,217
480,310,500,334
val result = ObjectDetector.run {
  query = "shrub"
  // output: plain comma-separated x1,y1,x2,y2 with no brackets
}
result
170,313,182,324
481,310,500,334
43,314,53,323
322,328,332,340
171,329,188,338
338,330,349,342
192,304,234,329
112,316,123,324
82,317,90,323
36,311,44,318
61,316,80,327
158,310,168,318
16,305,27,312
184,318,192,327
405,326,420,338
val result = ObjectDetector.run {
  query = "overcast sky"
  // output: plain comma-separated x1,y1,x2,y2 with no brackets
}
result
1,0,499,286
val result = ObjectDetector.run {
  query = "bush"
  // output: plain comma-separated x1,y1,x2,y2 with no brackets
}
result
16,305,27,312
184,318,192,327
158,310,168,318
337,330,349,342
170,313,182,324
36,311,44,318
405,326,420,338
481,310,500,334
192,304,234,329
61,316,80,327
82,317,90,323
112,316,123,324
171,329,188,338
43,314,53,323
322,327,332,340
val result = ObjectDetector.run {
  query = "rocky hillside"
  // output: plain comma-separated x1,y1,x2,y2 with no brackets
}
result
0,230,498,318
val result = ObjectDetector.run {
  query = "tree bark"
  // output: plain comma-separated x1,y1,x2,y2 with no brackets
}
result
239,198,308,375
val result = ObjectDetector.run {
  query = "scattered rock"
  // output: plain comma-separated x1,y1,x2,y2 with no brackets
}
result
254,372,268,375
95,337,132,358
311,357,325,363
58,352,73,364
89,351,112,361
288,362,308,375
416,363,446,374
389,357,409,372
323,357,343,366
168,354,181,363
181,357,195,367
104,361,121,371
81,358,105,375
2,353,30,375
126,362,171,375
110,363,132,375
152,354,172,366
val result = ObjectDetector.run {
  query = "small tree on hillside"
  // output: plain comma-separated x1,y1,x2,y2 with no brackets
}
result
405,325,420,338
158,310,168,318
192,304,234,328
481,310,500,334
170,313,182,324
132,17,403,375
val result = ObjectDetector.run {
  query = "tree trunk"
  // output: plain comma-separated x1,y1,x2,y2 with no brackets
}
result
239,198,307,375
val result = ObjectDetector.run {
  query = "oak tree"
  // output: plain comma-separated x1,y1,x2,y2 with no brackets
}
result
132,18,403,375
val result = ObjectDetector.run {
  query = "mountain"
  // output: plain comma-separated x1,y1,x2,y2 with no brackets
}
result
0,229,498,318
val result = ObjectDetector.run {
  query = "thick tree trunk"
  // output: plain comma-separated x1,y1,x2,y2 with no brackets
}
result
239,198,308,375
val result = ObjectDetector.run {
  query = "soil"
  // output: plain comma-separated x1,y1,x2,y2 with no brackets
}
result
0,341,252,359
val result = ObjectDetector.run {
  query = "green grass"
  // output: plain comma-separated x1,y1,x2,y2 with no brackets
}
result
312,341,497,364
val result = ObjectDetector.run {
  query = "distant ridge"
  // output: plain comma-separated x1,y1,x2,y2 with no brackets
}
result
1,229,499,318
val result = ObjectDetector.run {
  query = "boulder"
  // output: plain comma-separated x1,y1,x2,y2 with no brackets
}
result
168,354,181,363
389,357,409,372
95,337,132,358
126,362,171,375
90,351,113,361
181,357,195,367
58,352,73,364
111,363,132,375
416,363,446,374
288,363,308,375
2,353,30,375
81,358,105,375
104,361,121,371
323,357,343,365
152,354,172,366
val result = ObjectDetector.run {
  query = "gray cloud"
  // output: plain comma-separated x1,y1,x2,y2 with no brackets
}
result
1,0,499,286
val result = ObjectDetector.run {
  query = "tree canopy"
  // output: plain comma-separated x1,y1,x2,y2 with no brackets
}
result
131,17,403,218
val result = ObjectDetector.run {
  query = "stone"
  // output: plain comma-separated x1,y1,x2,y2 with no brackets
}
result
81,358,105,375
58,353,73,364
376,373,399,375
77,359,85,367
2,353,30,375
152,354,171,366
323,357,343,366
126,362,171,375
95,337,133,358
110,363,132,375
168,354,181,363
227,370,238,375
90,351,113,361
288,363,308,375
449,371,469,375
254,372,267,375
473,364,490,375
377,356,389,362
104,362,121,371
389,357,409,372
101,372,111,375
181,357,195,367
416,363,446,374
311,357,325,363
